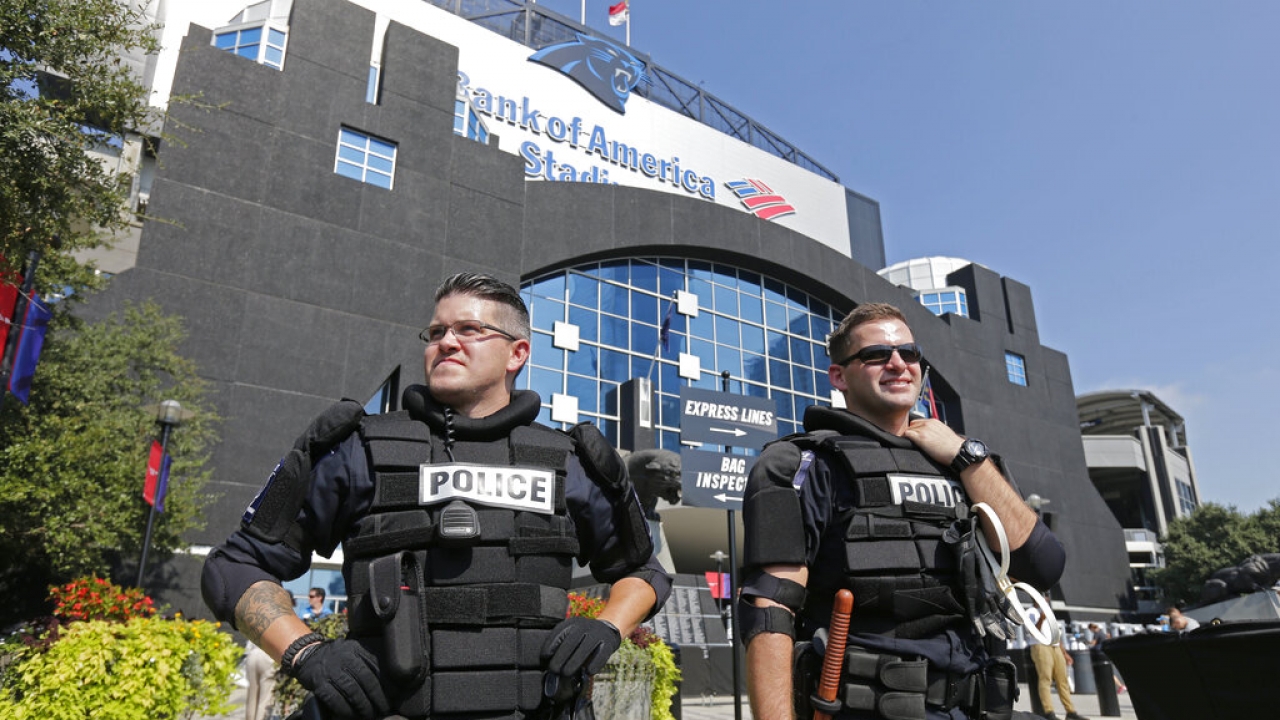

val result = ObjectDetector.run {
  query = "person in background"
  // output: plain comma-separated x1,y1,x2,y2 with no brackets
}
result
1166,605,1200,632
243,640,278,720
299,587,332,622
1030,610,1089,720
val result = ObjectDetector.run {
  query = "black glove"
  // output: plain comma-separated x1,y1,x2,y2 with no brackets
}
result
289,639,390,720
541,617,622,677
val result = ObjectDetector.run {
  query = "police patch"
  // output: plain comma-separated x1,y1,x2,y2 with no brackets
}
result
887,473,965,508
419,463,555,514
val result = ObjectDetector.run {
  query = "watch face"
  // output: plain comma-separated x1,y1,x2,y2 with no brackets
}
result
965,439,988,459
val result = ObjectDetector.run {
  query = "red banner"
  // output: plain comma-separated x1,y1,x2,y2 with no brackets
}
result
144,440,163,507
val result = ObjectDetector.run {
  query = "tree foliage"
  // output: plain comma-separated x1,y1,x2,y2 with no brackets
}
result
1,0,161,268
1153,500,1280,607
0,302,219,624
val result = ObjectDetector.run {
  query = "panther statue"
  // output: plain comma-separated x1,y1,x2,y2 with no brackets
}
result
1199,552,1280,605
625,448,681,521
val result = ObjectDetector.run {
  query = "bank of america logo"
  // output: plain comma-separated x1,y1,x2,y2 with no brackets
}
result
725,179,796,220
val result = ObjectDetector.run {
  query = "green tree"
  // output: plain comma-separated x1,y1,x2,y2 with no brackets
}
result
1,0,160,267
0,302,219,624
1154,501,1280,607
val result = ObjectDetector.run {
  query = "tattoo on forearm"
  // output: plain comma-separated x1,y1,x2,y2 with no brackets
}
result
236,583,293,643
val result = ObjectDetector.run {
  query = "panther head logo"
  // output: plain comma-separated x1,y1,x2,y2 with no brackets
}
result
625,448,682,521
529,34,648,113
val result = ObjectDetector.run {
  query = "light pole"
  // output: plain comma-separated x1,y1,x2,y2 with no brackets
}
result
137,399,183,588
709,549,728,618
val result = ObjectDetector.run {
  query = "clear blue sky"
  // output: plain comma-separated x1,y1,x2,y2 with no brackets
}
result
537,0,1280,513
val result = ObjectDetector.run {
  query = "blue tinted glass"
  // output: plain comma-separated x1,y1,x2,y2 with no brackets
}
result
743,353,767,383
530,367,562,401
531,332,563,370
339,128,363,147
530,274,566,301
335,161,363,180
740,295,763,324
790,337,812,367
763,277,787,304
265,46,284,66
690,338,715,370
567,344,597,376
794,394,811,420
236,44,259,59
659,265,684,297
368,138,396,157
598,261,628,283
659,393,679,427
631,261,658,292
529,297,563,331
240,27,262,43
739,271,762,296
602,382,619,414
601,419,618,445
567,374,597,413
714,285,737,314
568,305,597,343
740,323,765,355
537,405,556,428
660,430,679,451
601,314,628,349
714,315,740,347
568,273,599,307
269,28,286,45
811,315,832,344
775,393,793,421
784,304,806,334
631,354,652,380
691,373,716,390
365,171,392,189
632,323,658,357
689,310,713,340
366,155,393,173
765,301,788,330
338,145,365,163
599,282,627,315
792,365,814,394
688,260,713,281
661,330,685,355
631,290,658,325
659,361,679,396
712,265,737,287
786,285,807,309
769,359,791,389
743,382,769,399
716,345,741,377
810,298,830,318
215,33,236,49
600,348,629,381
767,331,789,361
816,370,833,400
688,277,712,303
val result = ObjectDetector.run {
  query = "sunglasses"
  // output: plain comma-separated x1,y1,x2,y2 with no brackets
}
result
836,343,922,367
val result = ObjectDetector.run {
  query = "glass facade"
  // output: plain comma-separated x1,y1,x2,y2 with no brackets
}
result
454,98,490,144
520,258,843,451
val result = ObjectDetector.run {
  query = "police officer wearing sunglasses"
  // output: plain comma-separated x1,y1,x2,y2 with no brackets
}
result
741,303,1066,720
202,273,669,720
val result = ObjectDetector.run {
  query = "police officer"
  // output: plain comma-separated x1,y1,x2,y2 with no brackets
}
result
202,273,670,719
740,302,1066,720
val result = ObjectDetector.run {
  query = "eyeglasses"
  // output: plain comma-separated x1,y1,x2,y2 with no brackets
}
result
420,320,518,345
836,343,922,367
308,594,321,599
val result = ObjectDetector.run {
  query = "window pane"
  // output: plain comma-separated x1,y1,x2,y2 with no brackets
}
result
368,138,397,157
240,27,263,44
714,284,737,315
265,46,284,66
529,297,563,331
690,338,715,370
268,28,287,45
568,273,599,307
365,171,392,189
567,374,597,413
769,359,791,389
792,364,814,394
631,323,658,356
338,145,365,163
567,345,597,376
767,331,789,361
599,282,627,315
531,332,563,369
530,367,562,401
743,352,767,383
790,336,812,367
688,310,714,340
765,300,788,330
568,305,597,343
716,345,742,377
601,314,628,349
335,161,363,180
631,290,658,325
215,33,237,49
366,155,394,173
741,323,765,354
630,261,658,292
598,261,627,284
739,294,763,324
600,348,630,382
236,44,259,59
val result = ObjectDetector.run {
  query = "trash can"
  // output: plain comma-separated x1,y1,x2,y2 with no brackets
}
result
1070,650,1096,694
1092,656,1121,717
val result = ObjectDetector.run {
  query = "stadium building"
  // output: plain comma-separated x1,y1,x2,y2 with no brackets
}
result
86,0,1131,631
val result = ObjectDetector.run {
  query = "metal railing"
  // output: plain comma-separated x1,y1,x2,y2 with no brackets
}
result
424,0,840,182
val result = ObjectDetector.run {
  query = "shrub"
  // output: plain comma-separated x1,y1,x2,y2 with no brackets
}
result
3,616,241,719
49,577,156,623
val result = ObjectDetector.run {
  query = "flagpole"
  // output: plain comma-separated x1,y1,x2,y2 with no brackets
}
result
647,292,676,382
137,399,183,589
626,10,631,45
580,0,585,25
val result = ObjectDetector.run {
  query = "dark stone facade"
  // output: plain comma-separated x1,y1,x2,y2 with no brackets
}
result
86,0,1129,620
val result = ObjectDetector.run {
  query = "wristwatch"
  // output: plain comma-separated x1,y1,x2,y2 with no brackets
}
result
950,438,990,473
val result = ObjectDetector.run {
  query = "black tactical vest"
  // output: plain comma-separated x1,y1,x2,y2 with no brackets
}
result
342,409,580,718
792,430,972,640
